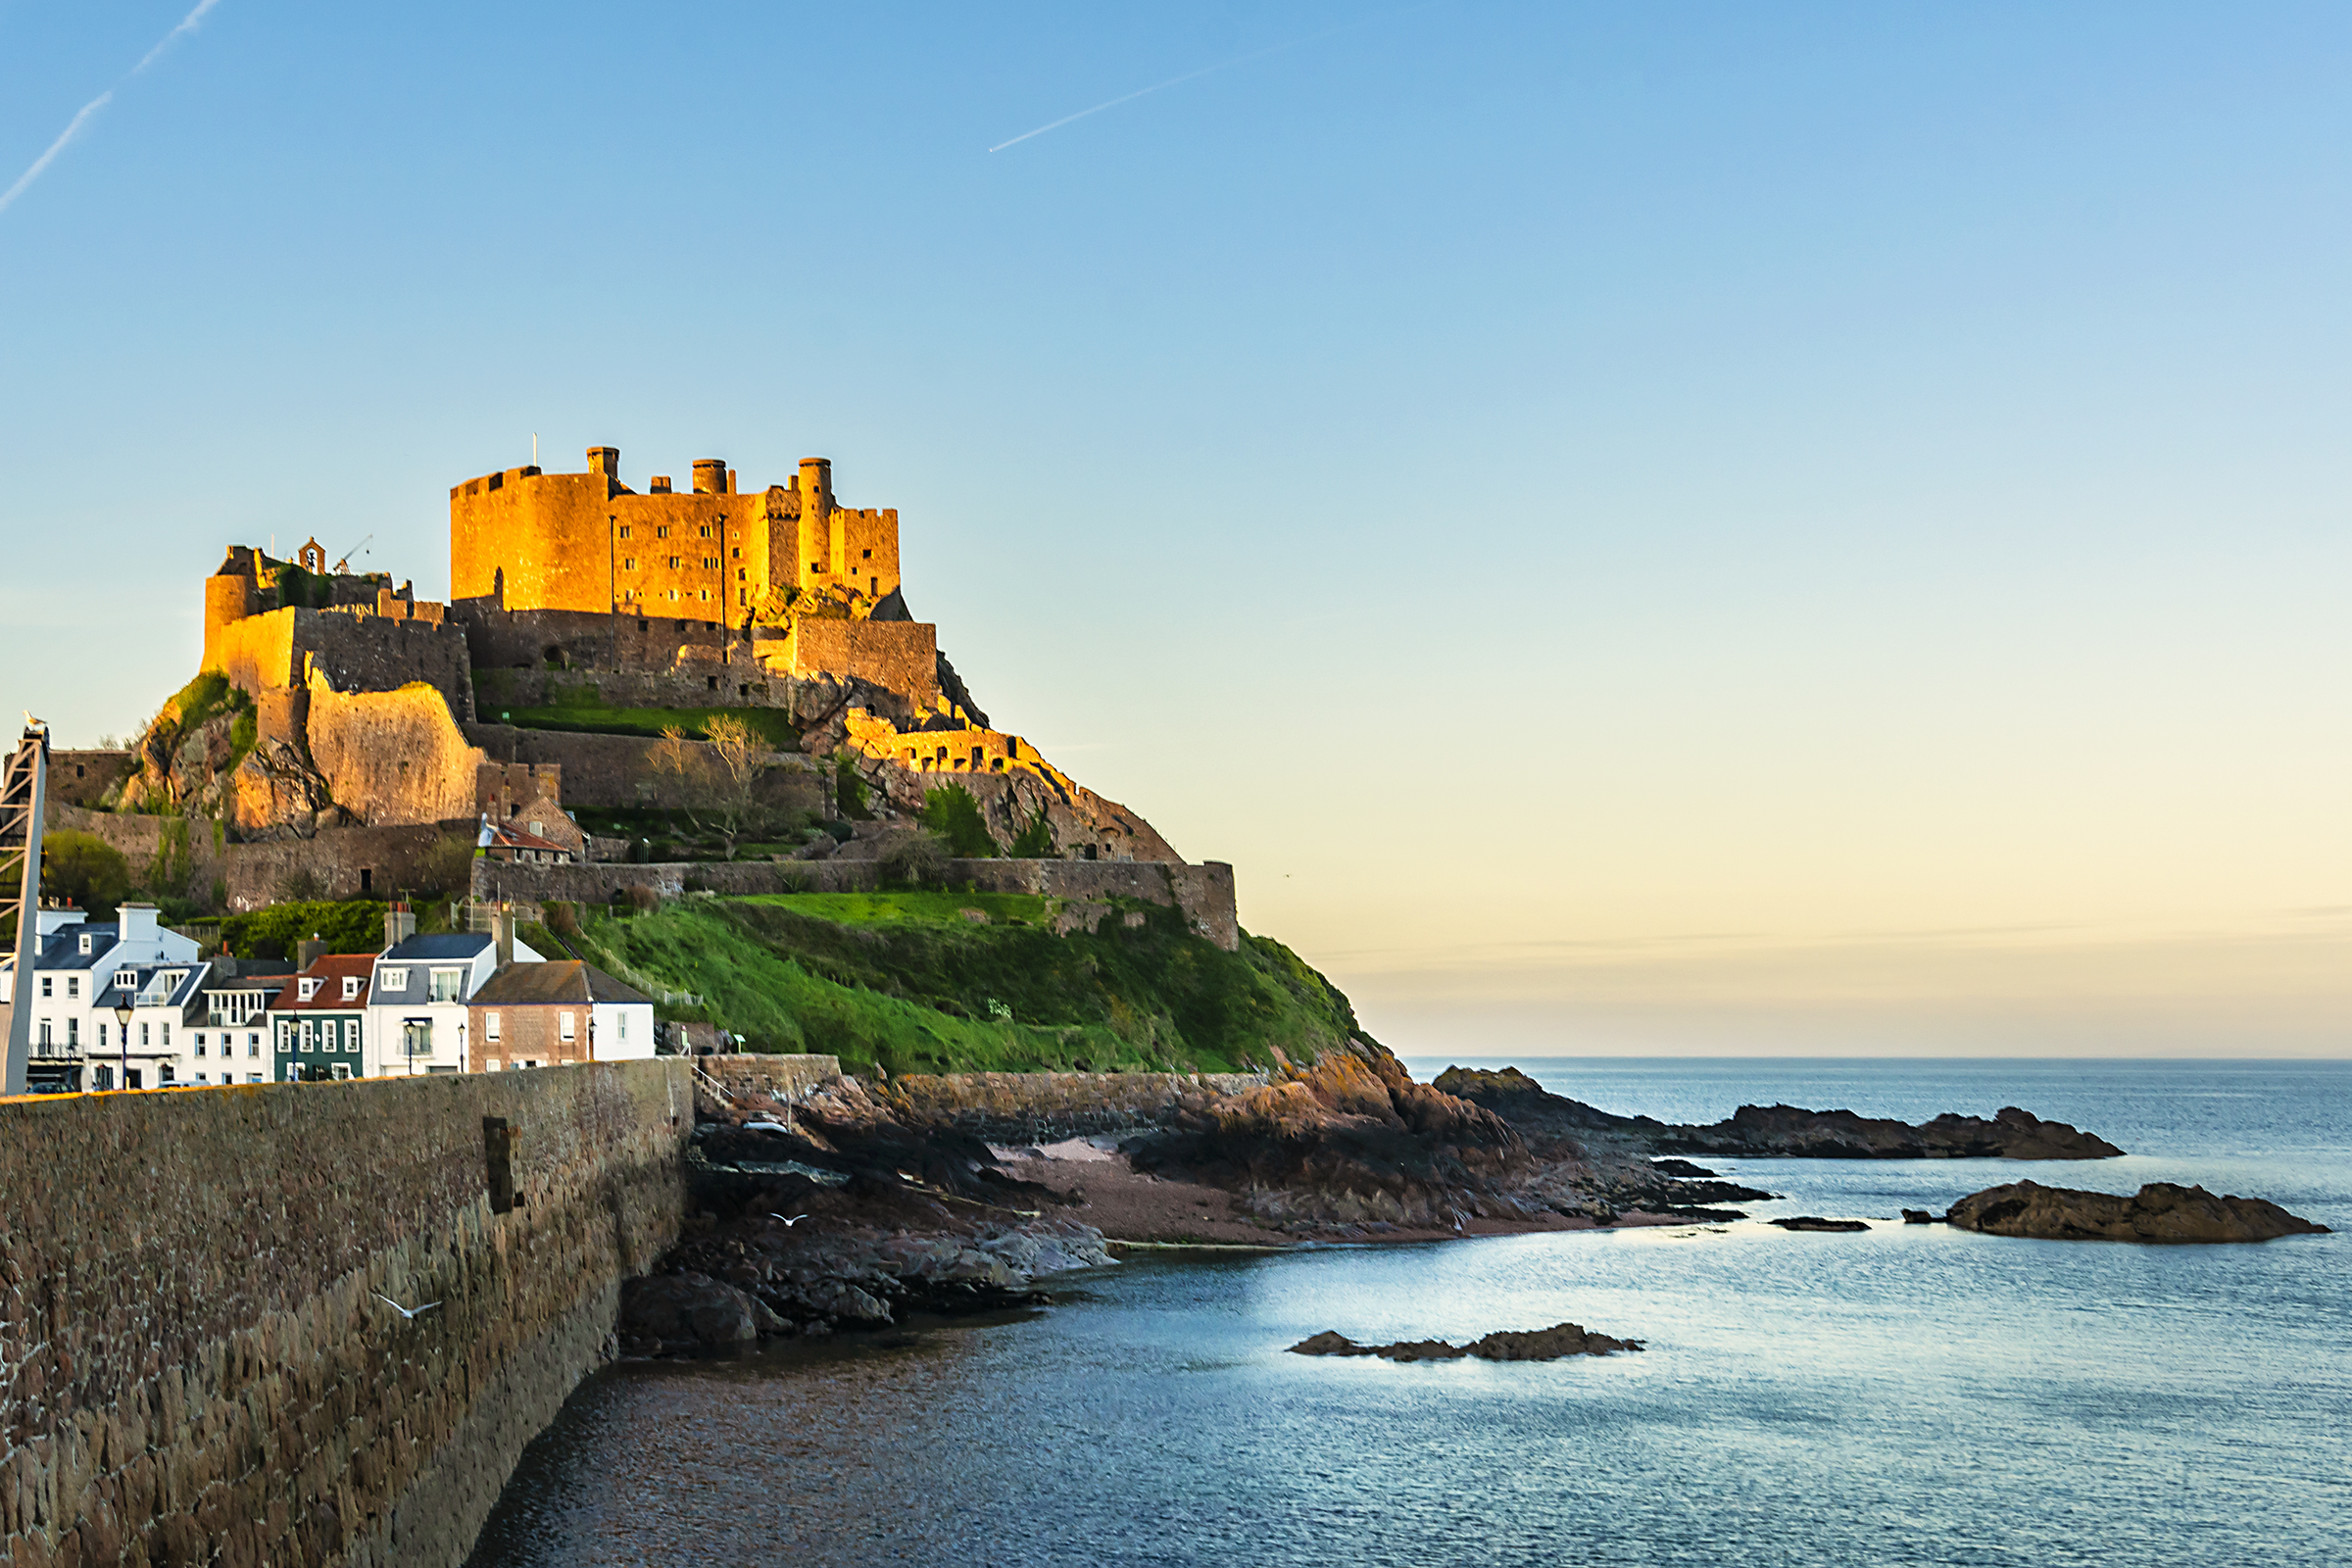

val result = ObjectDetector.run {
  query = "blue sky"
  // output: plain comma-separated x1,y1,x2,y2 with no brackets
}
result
2,2,2344,1055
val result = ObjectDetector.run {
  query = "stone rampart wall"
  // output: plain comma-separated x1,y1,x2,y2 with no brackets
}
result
472,663,788,716
203,609,475,721
308,686,484,827
878,1068,1268,1141
453,605,771,683
786,619,938,707
0,1059,693,1568
47,807,466,910
46,752,133,808
475,857,1241,951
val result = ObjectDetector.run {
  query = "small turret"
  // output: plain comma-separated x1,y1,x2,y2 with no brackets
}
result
693,459,728,495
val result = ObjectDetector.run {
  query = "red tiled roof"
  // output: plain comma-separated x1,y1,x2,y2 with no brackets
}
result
270,952,375,1011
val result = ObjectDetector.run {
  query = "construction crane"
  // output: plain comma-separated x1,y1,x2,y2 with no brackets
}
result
331,534,373,574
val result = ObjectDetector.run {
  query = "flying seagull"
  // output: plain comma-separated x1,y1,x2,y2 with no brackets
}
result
768,1213,809,1227
373,1293,442,1320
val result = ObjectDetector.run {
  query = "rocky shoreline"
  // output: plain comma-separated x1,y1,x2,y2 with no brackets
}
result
617,1045,2184,1356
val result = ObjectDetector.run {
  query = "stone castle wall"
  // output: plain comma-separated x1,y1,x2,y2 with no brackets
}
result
475,856,1241,951
48,805,466,910
0,1059,693,1568
47,751,133,808
462,723,825,816
784,618,937,706
205,608,475,724
308,685,485,827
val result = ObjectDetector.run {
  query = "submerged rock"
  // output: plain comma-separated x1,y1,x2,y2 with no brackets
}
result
1769,1216,1871,1233
1287,1321,1642,1361
1946,1181,2329,1244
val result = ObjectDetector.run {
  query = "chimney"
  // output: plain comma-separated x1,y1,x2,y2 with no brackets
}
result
692,459,728,495
297,937,327,971
494,903,514,969
384,901,416,952
117,904,160,948
587,446,621,481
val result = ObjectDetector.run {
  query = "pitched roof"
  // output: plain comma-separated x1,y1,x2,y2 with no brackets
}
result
470,960,651,1007
484,820,571,855
383,933,491,961
270,953,376,1011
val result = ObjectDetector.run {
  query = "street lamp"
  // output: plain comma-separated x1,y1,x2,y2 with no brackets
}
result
111,997,131,1093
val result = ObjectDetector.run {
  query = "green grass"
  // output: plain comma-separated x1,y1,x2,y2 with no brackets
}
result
564,894,1365,1077
489,704,799,747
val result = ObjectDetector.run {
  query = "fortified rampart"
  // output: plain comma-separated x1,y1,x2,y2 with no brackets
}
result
204,606,474,725
0,1059,692,1568
472,856,1241,951
48,805,466,909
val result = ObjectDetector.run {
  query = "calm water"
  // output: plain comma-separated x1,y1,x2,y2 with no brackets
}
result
466,1059,2350,1568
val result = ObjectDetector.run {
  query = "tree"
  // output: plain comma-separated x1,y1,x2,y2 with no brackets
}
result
1008,806,1055,858
41,831,132,917
650,716,771,856
919,784,999,858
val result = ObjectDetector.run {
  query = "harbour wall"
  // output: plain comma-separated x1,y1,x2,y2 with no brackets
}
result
0,1060,693,1568
876,1068,1271,1141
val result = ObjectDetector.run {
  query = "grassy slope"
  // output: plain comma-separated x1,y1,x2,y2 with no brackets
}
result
564,892,1364,1077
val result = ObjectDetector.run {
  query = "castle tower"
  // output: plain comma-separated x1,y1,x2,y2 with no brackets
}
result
202,553,261,673
800,458,839,577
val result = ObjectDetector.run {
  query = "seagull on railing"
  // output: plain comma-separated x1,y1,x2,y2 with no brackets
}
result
373,1293,442,1320
767,1213,809,1227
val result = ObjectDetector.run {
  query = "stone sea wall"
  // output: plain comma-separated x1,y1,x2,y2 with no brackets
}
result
0,1060,693,1568
694,1053,844,1102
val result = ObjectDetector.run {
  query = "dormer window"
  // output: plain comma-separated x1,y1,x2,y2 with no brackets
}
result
342,976,362,1001
299,978,320,1002
379,968,406,992
78,934,92,955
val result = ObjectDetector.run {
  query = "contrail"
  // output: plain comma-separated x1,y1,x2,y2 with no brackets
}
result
989,24,1352,154
0,0,227,219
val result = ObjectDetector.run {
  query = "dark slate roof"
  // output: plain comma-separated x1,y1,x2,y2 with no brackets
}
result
32,924,119,969
122,962,212,1008
471,960,651,1007
383,933,492,961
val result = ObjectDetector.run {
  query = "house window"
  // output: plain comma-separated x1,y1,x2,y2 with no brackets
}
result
160,1062,174,1084
39,977,50,998
485,1010,501,1043
560,1011,576,1043
195,1034,206,1056
162,1022,170,1047
300,978,319,1001
300,1021,315,1053
343,976,362,1002
68,1017,78,1048
430,969,465,1003
37,1020,50,1046
404,1020,433,1056
66,977,77,999
616,1011,629,1042
379,968,405,992
248,1034,261,1057
140,1023,151,1047
331,1063,352,1081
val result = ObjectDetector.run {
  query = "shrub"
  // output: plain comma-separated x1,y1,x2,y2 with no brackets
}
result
220,900,388,959
545,901,581,939
1008,806,1055,859
41,831,131,917
919,784,999,858
417,833,478,899
877,830,949,889
833,754,872,820
628,886,661,914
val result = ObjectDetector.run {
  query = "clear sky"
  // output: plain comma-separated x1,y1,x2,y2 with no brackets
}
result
2,2,2343,1058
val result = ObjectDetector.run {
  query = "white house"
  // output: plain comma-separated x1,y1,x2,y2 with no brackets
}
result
1,905,204,1092
367,926,542,1077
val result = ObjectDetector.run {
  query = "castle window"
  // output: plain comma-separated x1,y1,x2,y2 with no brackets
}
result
623,558,637,570
667,557,681,569
618,525,632,540
704,556,718,568
707,676,719,692
699,525,711,538
809,562,822,573
668,590,679,602
862,549,871,560
657,525,670,539
732,547,741,559
736,567,746,581
698,588,710,602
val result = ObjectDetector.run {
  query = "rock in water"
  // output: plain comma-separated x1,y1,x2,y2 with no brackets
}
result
1769,1216,1871,1233
1900,1209,1943,1225
1946,1180,2329,1244
1287,1322,1642,1360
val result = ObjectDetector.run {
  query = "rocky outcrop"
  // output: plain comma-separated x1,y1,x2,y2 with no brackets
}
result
1130,1041,1535,1228
1769,1216,1871,1233
1288,1322,1642,1361
1946,1181,2329,1244
1434,1067,2123,1162
1655,1103,2122,1161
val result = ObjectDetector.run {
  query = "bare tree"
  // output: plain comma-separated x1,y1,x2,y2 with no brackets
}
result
650,718,771,857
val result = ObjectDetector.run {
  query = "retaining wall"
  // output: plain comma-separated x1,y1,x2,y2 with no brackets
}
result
0,1060,693,1568
694,1053,844,1103
477,857,1241,951
878,1069,1269,1141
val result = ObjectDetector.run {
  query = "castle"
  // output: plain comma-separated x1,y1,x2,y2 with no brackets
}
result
166,446,1181,867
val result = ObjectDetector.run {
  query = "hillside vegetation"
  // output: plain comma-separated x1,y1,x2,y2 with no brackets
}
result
557,892,1366,1077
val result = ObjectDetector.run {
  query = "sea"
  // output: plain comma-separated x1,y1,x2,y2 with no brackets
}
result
464,1057,2350,1568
